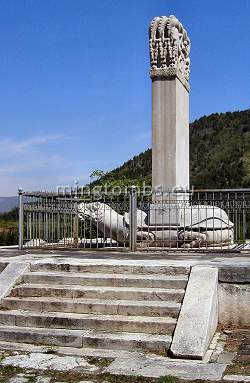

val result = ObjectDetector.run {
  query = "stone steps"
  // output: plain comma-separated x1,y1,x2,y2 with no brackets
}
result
0,260,190,354
0,340,138,359
0,325,83,348
0,326,171,353
10,283,185,302
31,261,190,276
23,271,188,289
77,329,172,353
1,297,181,317
0,310,176,335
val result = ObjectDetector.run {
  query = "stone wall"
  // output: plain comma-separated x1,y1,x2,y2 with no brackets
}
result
218,266,250,328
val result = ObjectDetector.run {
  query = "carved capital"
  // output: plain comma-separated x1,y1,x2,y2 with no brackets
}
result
149,15,190,85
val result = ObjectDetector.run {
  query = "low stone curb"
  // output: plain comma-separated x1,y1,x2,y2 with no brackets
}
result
223,375,250,382
171,265,218,359
0,262,30,301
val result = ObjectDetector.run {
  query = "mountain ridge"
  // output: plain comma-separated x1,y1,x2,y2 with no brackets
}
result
0,197,18,213
105,109,250,189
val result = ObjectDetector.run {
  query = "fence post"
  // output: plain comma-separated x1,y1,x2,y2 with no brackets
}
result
18,188,24,250
73,197,79,247
129,186,137,252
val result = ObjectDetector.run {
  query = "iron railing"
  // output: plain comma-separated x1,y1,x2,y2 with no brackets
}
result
18,188,250,251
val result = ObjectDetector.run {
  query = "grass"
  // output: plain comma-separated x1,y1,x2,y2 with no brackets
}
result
0,365,24,382
158,377,177,383
0,366,219,383
42,346,58,354
100,374,171,383
0,219,18,229
225,360,250,375
0,220,18,246
0,368,180,383
86,356,113,367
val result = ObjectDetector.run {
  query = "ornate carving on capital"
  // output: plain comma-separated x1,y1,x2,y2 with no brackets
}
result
149,15,190,85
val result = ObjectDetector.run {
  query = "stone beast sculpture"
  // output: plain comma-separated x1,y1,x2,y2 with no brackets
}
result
78,202,234,248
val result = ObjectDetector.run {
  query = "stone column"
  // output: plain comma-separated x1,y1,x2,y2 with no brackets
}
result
149,15,190,198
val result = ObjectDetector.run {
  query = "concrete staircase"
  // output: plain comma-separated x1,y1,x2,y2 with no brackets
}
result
0,261,190,355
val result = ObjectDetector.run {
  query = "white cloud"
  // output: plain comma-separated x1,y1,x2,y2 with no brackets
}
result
0,173,91,196
0,134,65,157
0,133,95,195
0,156,97,176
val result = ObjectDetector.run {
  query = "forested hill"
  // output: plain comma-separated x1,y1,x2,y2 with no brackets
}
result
106,109,250,189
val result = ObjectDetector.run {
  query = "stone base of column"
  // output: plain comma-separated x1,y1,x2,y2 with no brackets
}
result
149,203,181,226
149,191,190,226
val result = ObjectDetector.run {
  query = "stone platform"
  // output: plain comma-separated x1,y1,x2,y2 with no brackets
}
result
0,248,248,360
0,248,248,382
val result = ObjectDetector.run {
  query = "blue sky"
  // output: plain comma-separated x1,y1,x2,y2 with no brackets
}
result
0,0,250,196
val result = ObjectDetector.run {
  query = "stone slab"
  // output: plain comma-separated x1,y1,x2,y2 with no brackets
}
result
23,271,188,289
0,262,29,301
0,310,177,335
8,376,30,383
1,352,98,372
30,259,191,275
2,296,181,317
0,247,249,263
223,375,250,382
78,381,95,383
12,283,185,302
105,356,226,380
34,378,51,383
0,340,142,359
170,265,218,359
9,377,51,383
0,326,83,348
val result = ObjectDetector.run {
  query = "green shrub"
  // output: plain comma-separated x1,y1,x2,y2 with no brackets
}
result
158,376,177,383
0,229,18,246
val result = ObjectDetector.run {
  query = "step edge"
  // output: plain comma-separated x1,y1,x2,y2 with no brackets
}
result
0,310,177,323
12,284,186,293
2,297,182,307
24,272,189,280
0,325,173,341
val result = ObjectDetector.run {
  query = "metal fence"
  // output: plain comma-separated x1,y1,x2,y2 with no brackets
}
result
18,188,250,252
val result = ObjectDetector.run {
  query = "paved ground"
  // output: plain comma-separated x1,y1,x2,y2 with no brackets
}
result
0,330,249,382
0,247,250,266
0,246,248,260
